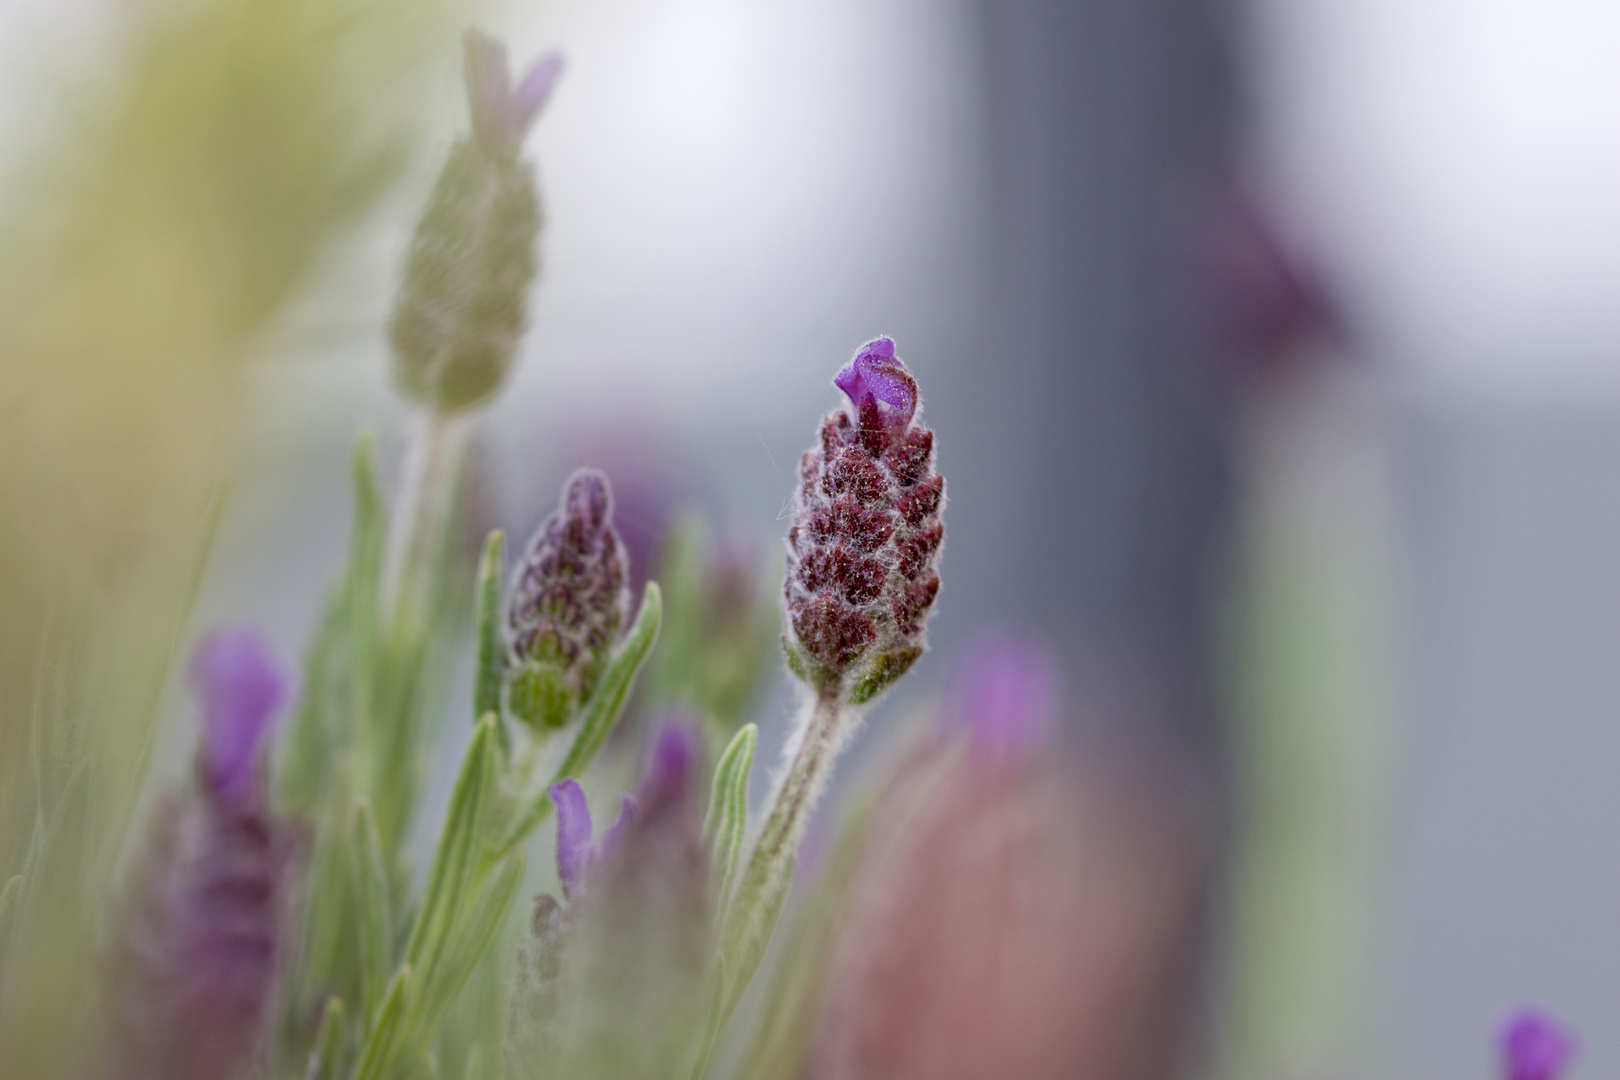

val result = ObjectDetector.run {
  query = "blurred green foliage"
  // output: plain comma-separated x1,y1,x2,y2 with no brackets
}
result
0,0,466,1073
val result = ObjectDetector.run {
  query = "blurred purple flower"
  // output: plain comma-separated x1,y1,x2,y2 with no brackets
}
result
464,29,564,157
548,780,639,902
944,632,1060,763
1500,1010,1577,1080
104,633,299,1080
834,337,918,434
189,628,287,812
1188,177,1341,382
635,721,697,810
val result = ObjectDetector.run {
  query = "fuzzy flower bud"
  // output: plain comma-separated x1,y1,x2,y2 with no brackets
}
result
103,630,299,1080
507,469,631,729
784,337,943,701
1500,1010,1577,1080
389,30,562,413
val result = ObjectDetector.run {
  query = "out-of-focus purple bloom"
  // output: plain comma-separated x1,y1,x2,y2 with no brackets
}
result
1188,178,1340,383
547,780,641,901
190,628,287,812
636,721,697,810
550,780,595,901
104,634,299,1080
464,29,564,157
944,632,1060,763
833,337,917,434
1500,1009,1577,1080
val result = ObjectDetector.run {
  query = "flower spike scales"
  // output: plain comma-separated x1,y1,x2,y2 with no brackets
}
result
716,337,943,1029
784,336,944,703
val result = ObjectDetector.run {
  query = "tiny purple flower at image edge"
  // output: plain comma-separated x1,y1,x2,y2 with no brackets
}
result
1500,1009,1578,1080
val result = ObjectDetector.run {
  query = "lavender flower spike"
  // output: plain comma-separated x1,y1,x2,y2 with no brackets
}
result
507,469,632,728
465,29,565,157
103,632,299,1080
785,336,943,701
389,30,559,411
190,628,287,811
1500,1010,1577,1080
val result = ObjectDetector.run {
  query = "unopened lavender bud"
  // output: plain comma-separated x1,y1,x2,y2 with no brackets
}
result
389,30,562,413
508,469,630,729
104,630,299,1080
785,337,943,700
1500,1010,1577,1080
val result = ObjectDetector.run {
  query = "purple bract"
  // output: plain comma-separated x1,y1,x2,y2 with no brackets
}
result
833,337,917,434
464,29,564,157
189,628,287,812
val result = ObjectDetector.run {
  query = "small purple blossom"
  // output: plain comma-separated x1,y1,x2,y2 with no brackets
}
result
1500,1010,1577,1080
944,632,1060,762
834,337,918,434
636,721,697,811
189,628,288,812
548,780,639,901
464,29,564,157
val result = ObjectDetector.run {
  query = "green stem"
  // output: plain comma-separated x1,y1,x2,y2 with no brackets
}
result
386,412,467,624
718,692,845,1022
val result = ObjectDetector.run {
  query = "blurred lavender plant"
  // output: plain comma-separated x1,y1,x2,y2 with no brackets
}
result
0,0,467,1072
103,631,299,1080
507,724,710,1080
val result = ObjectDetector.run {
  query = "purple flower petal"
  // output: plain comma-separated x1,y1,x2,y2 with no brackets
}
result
463,28,564,154
637,721,697,809
512,53,565,137
550,780,594,901
599,794,641,859
945,632,1060,763
1500,1010,1577,1080
833,337,917,433
189,628,287,812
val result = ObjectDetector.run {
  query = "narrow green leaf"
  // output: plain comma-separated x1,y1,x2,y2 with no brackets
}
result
308,996,346,1080
350,800,392,1032
550,581,661,781
472,530,507,756
404,717,498,988
414,854,526,1047
705,723,756,918
352,965,413,1080
279,433,386,813
687,955,730,1080
497,581,662,853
